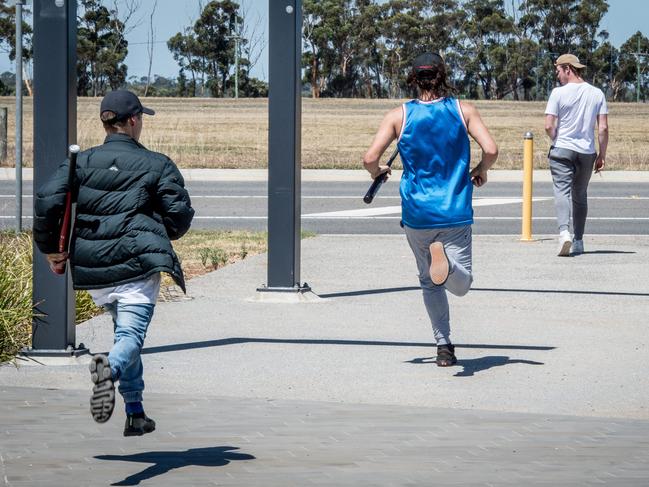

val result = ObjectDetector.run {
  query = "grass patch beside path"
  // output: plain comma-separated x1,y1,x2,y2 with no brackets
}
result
1,230,314,363
161,229,315,298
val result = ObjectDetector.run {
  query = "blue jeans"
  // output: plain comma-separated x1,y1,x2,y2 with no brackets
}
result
104,302,155,403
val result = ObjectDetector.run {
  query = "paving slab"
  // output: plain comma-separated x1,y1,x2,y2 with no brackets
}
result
1,234,648,485
2,386,649,486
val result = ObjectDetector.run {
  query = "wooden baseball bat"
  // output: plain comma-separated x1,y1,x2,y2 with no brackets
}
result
53,144,80,275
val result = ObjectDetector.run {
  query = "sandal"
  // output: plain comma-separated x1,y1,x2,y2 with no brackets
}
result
436,344,457,367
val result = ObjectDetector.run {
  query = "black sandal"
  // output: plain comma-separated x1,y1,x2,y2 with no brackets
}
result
436,344,457,367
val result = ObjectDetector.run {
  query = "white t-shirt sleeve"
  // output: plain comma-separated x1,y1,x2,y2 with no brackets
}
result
545,89,560,116
598,91,608,115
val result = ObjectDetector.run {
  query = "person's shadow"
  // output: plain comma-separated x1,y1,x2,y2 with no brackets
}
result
407,355,543,377
95,446,255,486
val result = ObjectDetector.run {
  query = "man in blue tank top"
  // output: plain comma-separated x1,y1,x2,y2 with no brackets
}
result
362,52,498,366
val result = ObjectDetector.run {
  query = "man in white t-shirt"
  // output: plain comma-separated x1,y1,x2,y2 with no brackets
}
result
544,53,609,256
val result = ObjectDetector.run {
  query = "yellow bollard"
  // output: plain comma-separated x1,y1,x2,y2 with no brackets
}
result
521,132,534,241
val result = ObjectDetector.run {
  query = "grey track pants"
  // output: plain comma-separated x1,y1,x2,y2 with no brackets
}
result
548,146,597,240
404,224,473,346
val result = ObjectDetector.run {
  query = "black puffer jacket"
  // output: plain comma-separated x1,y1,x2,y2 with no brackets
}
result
34,134,194,292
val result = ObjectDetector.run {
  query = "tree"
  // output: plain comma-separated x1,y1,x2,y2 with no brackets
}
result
168,29,202,96
617,32,649,101
192,0,240,97
0,0,32,95
143,0,158,97
381,0,462,98
518,0,609,97
459,0,516,99
168,1,267,98
77,0,140,96
302,0,343,98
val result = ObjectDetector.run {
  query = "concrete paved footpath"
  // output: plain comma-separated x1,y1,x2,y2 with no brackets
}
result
2,235,649,485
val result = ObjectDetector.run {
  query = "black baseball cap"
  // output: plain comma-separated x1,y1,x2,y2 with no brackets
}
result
412,52,444,77
100,90,155,121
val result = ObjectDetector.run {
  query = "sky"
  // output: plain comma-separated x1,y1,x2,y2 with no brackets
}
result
1,0,647,81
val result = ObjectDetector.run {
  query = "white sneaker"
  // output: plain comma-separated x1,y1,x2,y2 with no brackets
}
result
557,231,572,257
572,239,584,255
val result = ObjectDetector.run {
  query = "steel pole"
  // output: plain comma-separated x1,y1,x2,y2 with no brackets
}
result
15,0,23,232
637,38,641,103
261,0,307,293
27,0,85,357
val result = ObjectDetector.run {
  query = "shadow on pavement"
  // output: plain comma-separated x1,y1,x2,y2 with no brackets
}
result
472,287,649,297
142,338,555,356
318,286,420,298
319,284,647,299
578,250,636,255
95,446,255,486
406,355,544,377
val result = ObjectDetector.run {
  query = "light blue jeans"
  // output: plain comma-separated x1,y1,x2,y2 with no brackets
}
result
404,224,473,346
103,302,155,403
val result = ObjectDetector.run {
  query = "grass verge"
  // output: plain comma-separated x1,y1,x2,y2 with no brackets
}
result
1,97,647,170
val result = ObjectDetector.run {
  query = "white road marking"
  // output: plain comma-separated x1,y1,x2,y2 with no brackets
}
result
303,197,551,218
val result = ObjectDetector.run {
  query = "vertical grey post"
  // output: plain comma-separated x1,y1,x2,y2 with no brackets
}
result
15,0,23,232
263,0,306,292
28,0,82,356
234,34,239,99
0,107,7,162
637,38,642,104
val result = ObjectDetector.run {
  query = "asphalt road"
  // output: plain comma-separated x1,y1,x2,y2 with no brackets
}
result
2,179,648,235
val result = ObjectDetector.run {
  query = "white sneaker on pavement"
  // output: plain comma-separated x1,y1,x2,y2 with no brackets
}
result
557,231,572,257
572,239,584,255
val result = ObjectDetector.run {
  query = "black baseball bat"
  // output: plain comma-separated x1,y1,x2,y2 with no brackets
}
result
363,147,399,204
53,144,80,275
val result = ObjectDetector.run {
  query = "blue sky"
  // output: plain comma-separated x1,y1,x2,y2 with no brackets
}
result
2,0,647,81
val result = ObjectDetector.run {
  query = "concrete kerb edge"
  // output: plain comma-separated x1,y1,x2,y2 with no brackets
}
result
3,168,649,183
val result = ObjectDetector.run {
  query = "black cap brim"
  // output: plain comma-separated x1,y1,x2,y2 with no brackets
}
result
142,106,155,116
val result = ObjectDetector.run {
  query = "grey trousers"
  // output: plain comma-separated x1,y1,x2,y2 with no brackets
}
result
548,146,597,240
404,224,473,346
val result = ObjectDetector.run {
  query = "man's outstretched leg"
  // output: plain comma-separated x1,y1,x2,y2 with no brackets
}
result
406,225,473,367
90,301,156,436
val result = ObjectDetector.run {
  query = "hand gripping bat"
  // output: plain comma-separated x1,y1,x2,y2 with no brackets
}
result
363,147,399,204
53,144,80,275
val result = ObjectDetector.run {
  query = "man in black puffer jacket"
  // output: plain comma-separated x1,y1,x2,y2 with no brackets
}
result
33,90,194,437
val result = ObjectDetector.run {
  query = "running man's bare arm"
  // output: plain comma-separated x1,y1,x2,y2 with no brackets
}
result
545,114,558,142
595,114,608,173
460,101,499,187
363,107,402,179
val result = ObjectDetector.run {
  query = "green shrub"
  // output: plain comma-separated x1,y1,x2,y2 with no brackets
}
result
0,231,102,364
0,232,33,363
198,247,229,270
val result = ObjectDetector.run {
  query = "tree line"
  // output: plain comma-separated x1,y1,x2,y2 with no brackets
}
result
303,0,648,101
0,0,647,101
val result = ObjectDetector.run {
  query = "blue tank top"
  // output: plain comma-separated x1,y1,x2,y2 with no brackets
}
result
397,98,473,229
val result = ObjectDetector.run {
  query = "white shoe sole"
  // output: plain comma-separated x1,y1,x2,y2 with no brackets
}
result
558,239,572,257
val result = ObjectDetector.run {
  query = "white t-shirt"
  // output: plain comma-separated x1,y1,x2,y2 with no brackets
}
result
545,82,608,154
87,273,161,306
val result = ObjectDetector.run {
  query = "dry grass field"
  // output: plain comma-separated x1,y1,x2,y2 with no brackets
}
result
0,96,647,170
